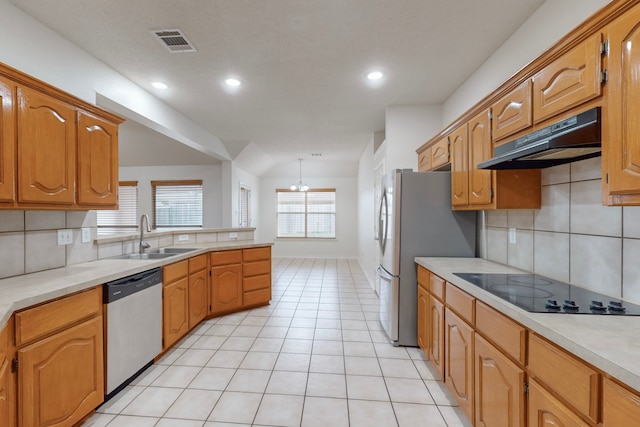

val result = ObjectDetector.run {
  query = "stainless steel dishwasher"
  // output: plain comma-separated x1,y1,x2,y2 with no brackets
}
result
103,267,162,399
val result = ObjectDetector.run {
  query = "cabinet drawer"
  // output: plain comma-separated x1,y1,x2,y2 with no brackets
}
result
603,377,640,426
430,137,450,169
244,274,271,292
243,246,271,262
417,266,429,288
418,147,431,171
445,283,474,325
528,333,599,422
244,288,271,307
430,272,445,301
491,79,532,141
15,286,101,347
211,250,243,266
164,259,188,284
189,254,208,273
244,260,271,277
475,301,526,365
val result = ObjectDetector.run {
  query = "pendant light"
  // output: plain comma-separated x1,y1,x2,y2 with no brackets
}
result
290,158,309,192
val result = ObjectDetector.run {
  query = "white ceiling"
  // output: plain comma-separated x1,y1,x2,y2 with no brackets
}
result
10,0,546,175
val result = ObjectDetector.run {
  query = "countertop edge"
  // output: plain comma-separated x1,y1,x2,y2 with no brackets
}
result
0,241,273,332
415,256,640,392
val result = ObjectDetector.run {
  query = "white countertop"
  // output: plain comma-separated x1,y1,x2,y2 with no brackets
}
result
0,241,272,331
415,257,640,392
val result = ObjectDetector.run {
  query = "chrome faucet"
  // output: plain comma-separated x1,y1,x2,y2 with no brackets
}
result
139,214,151,254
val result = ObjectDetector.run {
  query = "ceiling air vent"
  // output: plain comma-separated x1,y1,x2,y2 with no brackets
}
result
151,29,197,53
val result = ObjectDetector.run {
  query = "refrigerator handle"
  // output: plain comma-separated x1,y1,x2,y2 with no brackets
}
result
378,189,388,256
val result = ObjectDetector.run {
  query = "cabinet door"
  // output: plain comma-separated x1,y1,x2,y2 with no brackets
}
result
210,264,242,315
0,358,14,427
532,32,602,123
18,317,104,427
474,334,525,427
491,80,532,141
445,310,474,422
16,86,76,205
188,269,208,329
430,137,449,169
528,379,589,427
77,111,118,206
468,110,493,206
0,77,15,204
450,125,469,207
605,4,640,200
428,295,444,381
163,277,189,349
603,377,640,426
417,284,429,356
418,147,431,171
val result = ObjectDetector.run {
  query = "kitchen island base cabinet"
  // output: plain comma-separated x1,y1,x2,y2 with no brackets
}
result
603,377,640,426
18,316,104,427
474,334,525,427
188,254,208,329
528,379,590,427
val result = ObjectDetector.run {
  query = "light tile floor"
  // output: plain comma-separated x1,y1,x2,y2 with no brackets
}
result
83,258,472,427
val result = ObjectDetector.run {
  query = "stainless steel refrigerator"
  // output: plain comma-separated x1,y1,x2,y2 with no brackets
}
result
377,169,476,346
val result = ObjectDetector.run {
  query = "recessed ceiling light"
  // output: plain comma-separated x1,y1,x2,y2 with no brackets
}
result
225,78,242,87
151,81,168,90
367,71,385,80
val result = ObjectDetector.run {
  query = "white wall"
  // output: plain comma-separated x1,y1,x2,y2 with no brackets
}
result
384,105,443,170
258,176,359,258
357,138,378,289
119,165,223,228
443,0,611,124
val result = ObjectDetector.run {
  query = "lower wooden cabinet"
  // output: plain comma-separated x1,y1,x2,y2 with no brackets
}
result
188,255,208,329
602,377,640,426
163,260,190,349
210,264,243,315
528,379,589,427
428,295,444,381
474,333,525,427
417,284,429,356
0,318,15,427
444,309,474,422
18,316,104,427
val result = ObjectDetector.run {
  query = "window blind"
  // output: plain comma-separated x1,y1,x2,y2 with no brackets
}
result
239,184,252,227
152,180,203,228
276,189,335,238
97,181,138,234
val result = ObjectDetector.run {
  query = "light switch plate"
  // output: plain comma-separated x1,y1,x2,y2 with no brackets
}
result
229,232,238,239
178,234,189,241
81,227,91,243
508,228,517,244
57,229,73,246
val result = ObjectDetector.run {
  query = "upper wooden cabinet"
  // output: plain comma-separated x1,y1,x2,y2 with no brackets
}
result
603,2,640,205
0,77,15,205
450,110,541,211
17,86,76,206
532,32,603,124
491,80,533,142
77,111,118,206
417,146,431,172
0,61,123,210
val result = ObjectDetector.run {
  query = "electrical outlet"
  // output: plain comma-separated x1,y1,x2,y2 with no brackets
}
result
81,227,91,243
508,228,517,245
178,234,189,242
229,232,238,239
57,229,73,246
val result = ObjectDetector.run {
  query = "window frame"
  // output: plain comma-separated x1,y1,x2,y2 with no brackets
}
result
276,188,336,239
239,183,252,228
151,179,204,229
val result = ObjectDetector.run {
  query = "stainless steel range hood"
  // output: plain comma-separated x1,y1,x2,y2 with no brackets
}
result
478,107,601,170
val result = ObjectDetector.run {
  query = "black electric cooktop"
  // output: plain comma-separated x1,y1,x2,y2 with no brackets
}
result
453,273,640,315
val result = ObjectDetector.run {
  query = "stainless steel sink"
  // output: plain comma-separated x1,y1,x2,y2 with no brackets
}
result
111,253,177,260
149,247,198,254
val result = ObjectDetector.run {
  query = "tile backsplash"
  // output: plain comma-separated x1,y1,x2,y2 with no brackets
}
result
0,210,254,280
482,157,640,304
